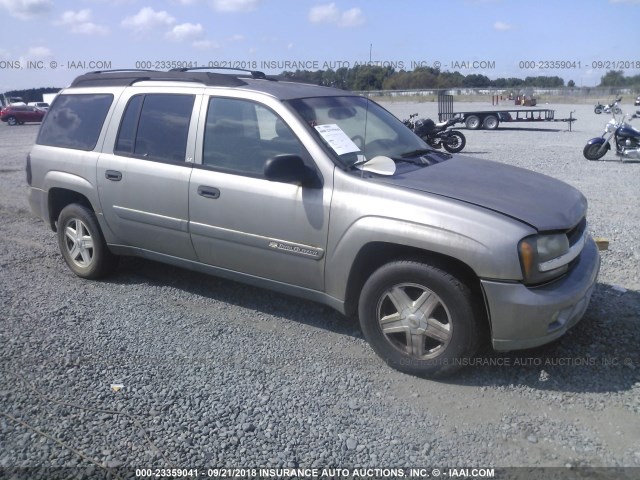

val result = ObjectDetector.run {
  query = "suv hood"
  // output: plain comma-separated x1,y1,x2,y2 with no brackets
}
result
379,156,586,231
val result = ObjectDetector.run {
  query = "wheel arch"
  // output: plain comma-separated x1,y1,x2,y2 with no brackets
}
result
42,170,101,231
343,241,486,319
47,188,94,231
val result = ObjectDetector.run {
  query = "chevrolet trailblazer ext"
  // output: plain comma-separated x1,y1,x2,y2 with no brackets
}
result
27,69,600,377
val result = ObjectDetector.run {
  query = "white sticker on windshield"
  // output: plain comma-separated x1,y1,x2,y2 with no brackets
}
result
314,124,360,156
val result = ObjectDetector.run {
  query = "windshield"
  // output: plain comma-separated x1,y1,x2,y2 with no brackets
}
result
287,96,430,168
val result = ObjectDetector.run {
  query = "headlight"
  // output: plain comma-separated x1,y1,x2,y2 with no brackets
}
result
536,234,569,263
518,233,570,285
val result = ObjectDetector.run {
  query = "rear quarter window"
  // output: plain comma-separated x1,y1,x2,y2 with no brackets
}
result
37,94,113,150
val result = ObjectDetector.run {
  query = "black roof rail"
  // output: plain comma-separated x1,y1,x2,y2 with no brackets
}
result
168,66,275,81
69,70,250,88
87,69,162,74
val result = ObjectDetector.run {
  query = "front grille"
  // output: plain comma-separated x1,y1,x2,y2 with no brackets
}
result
538,217,587,276
567,217,587,247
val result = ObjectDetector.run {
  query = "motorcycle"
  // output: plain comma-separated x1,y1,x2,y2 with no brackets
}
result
583,102,640,161
594,99,622,115
403,113,467,153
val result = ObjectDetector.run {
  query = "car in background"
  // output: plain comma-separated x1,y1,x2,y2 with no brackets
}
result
27,102,50,111
635,96,640,107
0,104,47,125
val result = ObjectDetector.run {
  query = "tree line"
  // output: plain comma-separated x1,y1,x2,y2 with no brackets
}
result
4,70,639,101
598,70,640,87
2,87,60,104
280,67,640,91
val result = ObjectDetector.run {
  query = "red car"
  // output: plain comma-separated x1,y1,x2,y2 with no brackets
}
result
0,104,46,125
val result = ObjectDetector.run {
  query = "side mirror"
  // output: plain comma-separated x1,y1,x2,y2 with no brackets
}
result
264,154,321,188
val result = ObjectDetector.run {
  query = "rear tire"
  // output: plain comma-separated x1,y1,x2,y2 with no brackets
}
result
6,116,17,126
594,107,603,114
482,115,499,130
583,142,608,161
57,203,118,279
442,131,466,153
358,261,479,377
465,115,480,130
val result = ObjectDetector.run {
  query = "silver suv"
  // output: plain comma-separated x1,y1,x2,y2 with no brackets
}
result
27,69,600,377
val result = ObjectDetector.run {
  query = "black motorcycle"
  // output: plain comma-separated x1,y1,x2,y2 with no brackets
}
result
403,114,467,153
584,103,640,161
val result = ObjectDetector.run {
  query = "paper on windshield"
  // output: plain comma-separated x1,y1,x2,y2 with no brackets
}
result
314,124,360,156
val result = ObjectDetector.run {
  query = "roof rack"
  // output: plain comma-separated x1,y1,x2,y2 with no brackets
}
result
68,69,273,88
168,66,273,81
90,69,162,74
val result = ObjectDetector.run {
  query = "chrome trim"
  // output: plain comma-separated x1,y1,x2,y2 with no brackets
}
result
190,221,325,260
113,206,189,232
539,230,586,272
267,240,324,259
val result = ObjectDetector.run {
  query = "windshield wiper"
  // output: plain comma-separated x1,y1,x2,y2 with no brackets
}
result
391,156,429,166
400,148,451,159
351,155,426,168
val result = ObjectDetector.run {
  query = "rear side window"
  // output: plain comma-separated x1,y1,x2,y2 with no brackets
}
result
114,94,194,163
37,94,113,150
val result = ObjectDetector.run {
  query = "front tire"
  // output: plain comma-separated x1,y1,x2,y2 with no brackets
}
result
358,261,479,377
465,115,480,130
594,107,602,114
57,204,118,279
583,142,608,161
442,131,466,153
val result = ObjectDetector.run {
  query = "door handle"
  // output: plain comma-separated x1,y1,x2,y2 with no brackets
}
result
197,186,220,199
105,170,122,181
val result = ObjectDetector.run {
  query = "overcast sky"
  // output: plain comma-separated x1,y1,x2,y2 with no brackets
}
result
1,0,639,91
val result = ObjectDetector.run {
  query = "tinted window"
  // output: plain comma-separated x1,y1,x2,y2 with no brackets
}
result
37,94,113,150
115,94,194,163
114,95,143,155
203,97,303,176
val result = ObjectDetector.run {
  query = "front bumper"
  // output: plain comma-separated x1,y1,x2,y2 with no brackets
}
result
482,236,600,351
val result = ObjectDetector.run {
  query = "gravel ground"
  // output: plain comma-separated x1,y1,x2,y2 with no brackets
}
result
1,102,639,479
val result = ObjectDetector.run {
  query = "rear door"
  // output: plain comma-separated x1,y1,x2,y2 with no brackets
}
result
15,106,30,122
26,106,41,122
97,88,202,260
